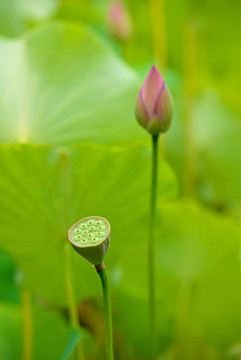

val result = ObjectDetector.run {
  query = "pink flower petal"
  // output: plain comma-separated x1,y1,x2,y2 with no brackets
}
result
109,2,123,22
135,92,149,128
141,66,164,118
154,84,173,126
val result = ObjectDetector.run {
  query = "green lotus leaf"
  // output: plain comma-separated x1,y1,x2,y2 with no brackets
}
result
112,201,241,357
0,0,58,37
165,89,241,212
0,301,93,360
0,143,177,306
193,92,241,209
0,22,144,146
0,304,22,360
0,251,20,303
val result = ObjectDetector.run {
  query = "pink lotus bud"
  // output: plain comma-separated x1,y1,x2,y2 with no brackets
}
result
135,66,173,135
108,1,132,40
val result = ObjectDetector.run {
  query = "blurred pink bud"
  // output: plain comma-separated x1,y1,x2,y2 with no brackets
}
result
135,66,173,135
108,1,132,40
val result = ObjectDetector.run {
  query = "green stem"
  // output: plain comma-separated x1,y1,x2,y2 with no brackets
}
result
22,290,33,360
149,0,167,71
183,20,197,197
64,242,85,360
148,134,159,360
175,280,193,358
176,280,192,338
96,263,114,360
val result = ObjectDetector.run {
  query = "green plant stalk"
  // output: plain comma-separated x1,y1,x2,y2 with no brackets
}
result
64,242,85,360
183,20,198,197
175,280,193,358
149,0,167,71
148,134,159,360
96,264,114,360
176,280,192,338
22,290,33,360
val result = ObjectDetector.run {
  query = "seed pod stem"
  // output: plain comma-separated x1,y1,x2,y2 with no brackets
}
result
22,290,33,360
95,263,114,360
68,217,113,358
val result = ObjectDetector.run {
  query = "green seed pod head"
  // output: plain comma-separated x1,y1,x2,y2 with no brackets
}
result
68,216,111,265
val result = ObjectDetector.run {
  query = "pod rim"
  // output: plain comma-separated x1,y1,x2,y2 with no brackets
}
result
68,216,111,248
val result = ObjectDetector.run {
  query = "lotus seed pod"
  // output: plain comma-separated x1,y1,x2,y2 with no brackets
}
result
68,216,111,266
135,66,174,135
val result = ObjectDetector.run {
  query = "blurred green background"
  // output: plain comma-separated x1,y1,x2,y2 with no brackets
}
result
0,0,240,359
